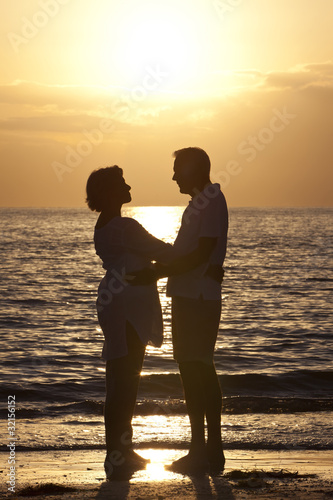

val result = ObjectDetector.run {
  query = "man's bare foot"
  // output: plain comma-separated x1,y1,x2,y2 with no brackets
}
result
165,452,209,474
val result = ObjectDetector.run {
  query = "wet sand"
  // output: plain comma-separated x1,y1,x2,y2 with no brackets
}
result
2,448,332,499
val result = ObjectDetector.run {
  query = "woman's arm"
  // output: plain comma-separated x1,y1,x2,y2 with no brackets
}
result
127,237,223,285
155,237,217,277
125,218,176,264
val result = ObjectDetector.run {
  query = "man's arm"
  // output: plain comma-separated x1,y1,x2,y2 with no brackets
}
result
155,237,217,278
127,237,218,285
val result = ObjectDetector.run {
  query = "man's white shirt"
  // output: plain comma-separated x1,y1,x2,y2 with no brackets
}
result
167,183,228,300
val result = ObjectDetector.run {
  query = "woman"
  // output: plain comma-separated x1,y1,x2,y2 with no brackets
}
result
86,166,175,479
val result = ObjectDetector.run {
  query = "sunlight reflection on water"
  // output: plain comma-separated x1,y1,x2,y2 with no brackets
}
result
125,206,183,243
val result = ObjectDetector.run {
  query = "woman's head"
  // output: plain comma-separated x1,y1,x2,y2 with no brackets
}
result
86,166,131,212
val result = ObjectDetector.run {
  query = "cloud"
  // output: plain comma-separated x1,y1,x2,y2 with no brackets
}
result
0,80,114,109
0,80,170,132
1,61,333,137
0,114,109,133
261,62,333,91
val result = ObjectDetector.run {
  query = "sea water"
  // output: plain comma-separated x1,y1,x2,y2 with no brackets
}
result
0,207,332,452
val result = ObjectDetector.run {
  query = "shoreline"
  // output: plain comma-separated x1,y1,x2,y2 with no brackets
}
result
1,448,332,499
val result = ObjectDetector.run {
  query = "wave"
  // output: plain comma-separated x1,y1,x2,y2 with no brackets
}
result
306,277,333,282
1,370,332,419
1,397,332,421
219,370,333,396
3,439,333,453
6,298,50,305
123,369,333,399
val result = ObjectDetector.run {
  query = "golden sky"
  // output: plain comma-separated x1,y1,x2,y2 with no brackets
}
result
1,0,332,207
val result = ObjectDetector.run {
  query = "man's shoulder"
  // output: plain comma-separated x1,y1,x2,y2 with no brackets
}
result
192,185,227,213
179,184,228,227
207,185,228,215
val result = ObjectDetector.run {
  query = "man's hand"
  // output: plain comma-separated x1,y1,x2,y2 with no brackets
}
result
125,268,158,286
205,265,225,284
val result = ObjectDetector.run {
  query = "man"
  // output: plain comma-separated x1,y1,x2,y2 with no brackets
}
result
131,147,228,474
164,147,228,474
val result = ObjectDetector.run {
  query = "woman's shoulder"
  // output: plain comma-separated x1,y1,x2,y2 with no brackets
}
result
95,217,146,243
95,216,138,231
118,215,149,228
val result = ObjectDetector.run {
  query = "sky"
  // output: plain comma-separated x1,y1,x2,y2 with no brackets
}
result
0,0,332,207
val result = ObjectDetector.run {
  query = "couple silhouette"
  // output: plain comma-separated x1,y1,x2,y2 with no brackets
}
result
86,147,228,479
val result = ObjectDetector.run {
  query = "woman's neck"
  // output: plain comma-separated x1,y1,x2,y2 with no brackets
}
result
96,206,121,229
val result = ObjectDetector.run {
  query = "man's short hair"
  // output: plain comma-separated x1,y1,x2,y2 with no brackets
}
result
86,165,122,212
173,147,211,175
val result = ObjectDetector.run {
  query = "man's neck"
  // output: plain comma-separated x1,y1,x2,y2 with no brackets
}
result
190,181,212,198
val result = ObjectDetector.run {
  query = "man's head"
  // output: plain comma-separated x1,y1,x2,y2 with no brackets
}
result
172,147,211,196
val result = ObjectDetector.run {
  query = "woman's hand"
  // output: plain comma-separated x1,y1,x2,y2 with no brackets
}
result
125,268,158,286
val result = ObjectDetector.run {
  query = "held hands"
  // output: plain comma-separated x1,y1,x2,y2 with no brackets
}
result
125,264,224,285
125,268,158,286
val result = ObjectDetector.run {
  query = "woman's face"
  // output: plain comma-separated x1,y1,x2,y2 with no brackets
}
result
116,175,132,204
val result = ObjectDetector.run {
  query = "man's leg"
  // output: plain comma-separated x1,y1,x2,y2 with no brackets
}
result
201,362,225,470
179,361,224,457
168,296,221,472
178,361,206,455
166,360,209,472
176,361,224,472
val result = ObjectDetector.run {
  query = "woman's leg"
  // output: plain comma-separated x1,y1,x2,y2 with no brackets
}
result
104,322,145,457
120,322,146,449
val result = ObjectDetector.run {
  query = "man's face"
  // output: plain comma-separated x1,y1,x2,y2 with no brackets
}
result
172,162,199,195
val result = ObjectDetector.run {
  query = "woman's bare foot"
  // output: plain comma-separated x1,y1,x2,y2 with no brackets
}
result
127,449,150,465
207,442,225,475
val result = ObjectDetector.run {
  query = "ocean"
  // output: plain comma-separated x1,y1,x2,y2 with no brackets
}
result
0,206,332,454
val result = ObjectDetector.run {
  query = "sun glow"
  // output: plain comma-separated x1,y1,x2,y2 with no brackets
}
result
105,2,213,89
131,449,186,482
124,206,182,242
53,1,227,93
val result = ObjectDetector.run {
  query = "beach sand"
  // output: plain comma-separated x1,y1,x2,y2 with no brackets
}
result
1,449,333,499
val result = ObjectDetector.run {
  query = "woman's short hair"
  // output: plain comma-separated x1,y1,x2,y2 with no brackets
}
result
86,165,123,212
